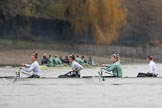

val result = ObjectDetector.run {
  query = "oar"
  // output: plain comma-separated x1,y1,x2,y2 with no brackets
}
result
98,68,106,82
104,72,114,76
65,71,73,75
98,68,115,81
58,71,73,78
21,71,31,76
100,68,114,75
98,69,102,83
13,69,32,83
13,68,21,84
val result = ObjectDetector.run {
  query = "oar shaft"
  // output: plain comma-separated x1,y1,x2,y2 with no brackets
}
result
21,71,31,76
13,69,21,84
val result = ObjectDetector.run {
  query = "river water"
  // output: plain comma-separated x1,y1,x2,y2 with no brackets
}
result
0,63,162,108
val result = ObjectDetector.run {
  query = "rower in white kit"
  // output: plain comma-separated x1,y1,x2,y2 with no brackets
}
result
20,53,41,78
137,55,158,77
59,54,83,78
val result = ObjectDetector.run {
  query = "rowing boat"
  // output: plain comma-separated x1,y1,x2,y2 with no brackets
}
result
1,74,161,85
0,75,114,79
1,75,161,79
1,76,162,86
0,71,160,79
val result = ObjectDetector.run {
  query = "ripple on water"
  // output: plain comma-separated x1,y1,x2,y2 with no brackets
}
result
0,65,162,108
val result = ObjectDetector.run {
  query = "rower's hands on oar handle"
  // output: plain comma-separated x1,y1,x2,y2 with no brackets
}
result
101,64,110,67
19,63,25,69
20,63,25,66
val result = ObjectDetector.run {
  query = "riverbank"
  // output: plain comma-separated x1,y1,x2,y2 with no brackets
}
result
1,39,162,64
0,49,146,66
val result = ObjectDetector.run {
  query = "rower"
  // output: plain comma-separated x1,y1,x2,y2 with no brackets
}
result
70,55,83,77
88,56,95,66
20,53,41,78
137,55,158,77
41,53,49,66
59,55,83,78
53,55,63,66
76,55,84,65
101,54,122,77
48,54,54,67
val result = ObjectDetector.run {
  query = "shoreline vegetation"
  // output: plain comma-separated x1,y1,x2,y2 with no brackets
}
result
0,51,146,67
0,40,147,66
1,40,162,66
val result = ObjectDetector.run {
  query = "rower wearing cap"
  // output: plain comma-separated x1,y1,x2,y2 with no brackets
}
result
20,53,41,78
137,55,158,77
101,54,122,77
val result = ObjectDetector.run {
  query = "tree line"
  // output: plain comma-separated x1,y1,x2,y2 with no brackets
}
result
0,0,162,47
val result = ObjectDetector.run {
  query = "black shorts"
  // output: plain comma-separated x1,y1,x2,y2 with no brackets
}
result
28,74,40,78
137,73,157,77
58,71,80,78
